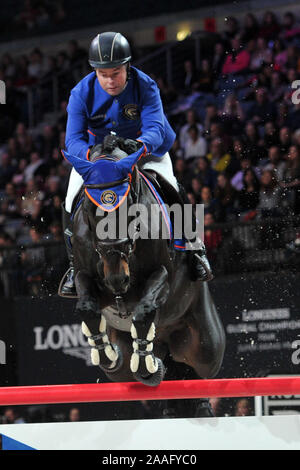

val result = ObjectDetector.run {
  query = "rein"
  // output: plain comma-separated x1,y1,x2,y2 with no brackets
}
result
86,154,141,318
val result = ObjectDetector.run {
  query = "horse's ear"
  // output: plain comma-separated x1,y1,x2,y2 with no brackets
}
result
61,150,93,179
116,146,146,175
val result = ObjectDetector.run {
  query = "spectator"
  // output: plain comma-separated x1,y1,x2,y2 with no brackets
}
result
14,0,40,31
23,151,45,183
67,40,86,66
181,60,199,94
193,156,218,189
231,156,259,191
219,93,244,135
242,121,265,164
41,177,63,226
173,158,192,188
257,169,282,218
20,226,46,292
2,408,25,424
240,13,259,43
204,212,223,263
268,71,287,103
11,158,28,191
279,127,292,155
0,182,22,222
184,125,207,164
46,220,63,242
201,186,220,220
222,16,240,48
21,179,44,225
0,154,16,189
263,121,279,150
222,35,251,75
226,138,247,177
156,76,178,107
27,48,44,79
237,167,260,217
208,122,231,152
206,138,231,173
169,139,184,161
179,109,204,150
280,145,300,214
276,103,290,129
195,59,214,93
69,407,80,422
279,11,300,42
285,44,299,70
285,102,300,131
258,11,281,41
204,104,220,134
247,87,277,125
35,124,59,159
273,38,288,70
212,42,226,78
250,37,273,72
214,173,237,221
190,177,202,202
234,399,253,416
14,122,33,155
263,145,286,182
0,232,20,297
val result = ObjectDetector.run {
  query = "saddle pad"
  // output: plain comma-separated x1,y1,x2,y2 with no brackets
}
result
138,171,186,251
138,170,172,241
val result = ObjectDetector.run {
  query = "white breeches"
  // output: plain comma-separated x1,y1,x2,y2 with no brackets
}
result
65,152,179,213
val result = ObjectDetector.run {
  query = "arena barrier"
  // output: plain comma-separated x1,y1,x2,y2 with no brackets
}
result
1,376,300,406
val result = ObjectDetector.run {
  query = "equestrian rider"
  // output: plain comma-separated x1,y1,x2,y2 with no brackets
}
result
61,31,213,296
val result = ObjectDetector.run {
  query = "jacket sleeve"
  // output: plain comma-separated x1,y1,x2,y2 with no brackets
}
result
65,90,90,160
138,80,165,154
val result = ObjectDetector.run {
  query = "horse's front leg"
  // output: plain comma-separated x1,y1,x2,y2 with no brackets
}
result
75,270,122,372
130,265,169,386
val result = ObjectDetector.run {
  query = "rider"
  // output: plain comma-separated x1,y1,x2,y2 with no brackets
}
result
60,31,213,296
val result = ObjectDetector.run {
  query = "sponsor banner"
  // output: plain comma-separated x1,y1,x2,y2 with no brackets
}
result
14,297,100,386
254,375,300,416
210,272,300,378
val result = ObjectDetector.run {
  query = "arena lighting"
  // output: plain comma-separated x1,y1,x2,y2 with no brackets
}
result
176,29,191,41
1,377,300,406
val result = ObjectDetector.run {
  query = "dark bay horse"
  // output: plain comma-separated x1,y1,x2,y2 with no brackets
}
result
62,136,225,387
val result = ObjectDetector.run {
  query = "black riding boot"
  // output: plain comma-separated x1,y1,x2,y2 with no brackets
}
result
58,203,77,297
146,172,213,282
177,183,213,282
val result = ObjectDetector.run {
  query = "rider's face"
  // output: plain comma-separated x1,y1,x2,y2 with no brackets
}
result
96,66,127,96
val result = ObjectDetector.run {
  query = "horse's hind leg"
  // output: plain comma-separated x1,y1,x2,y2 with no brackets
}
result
167,282,225,379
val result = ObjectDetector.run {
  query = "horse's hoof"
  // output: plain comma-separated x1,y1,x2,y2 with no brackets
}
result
99,344,123,374
134,358,165,387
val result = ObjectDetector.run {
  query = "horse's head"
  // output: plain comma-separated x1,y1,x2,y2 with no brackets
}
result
62,135,146,295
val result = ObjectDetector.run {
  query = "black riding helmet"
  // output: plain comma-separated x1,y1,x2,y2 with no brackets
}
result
89,32,131,69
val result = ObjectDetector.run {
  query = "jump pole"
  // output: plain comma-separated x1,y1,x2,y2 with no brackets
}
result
0,377,300,406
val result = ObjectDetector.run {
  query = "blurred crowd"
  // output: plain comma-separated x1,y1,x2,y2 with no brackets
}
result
0,9,300,293
0,397,254,424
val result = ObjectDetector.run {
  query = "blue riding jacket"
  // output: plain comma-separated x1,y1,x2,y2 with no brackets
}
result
65,66,176,160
